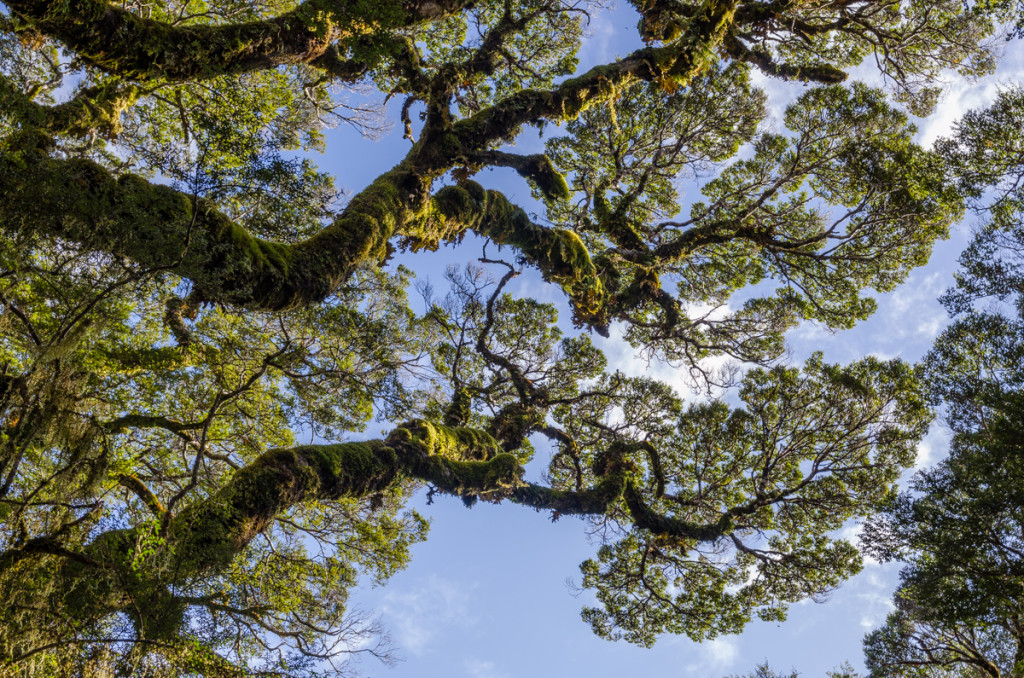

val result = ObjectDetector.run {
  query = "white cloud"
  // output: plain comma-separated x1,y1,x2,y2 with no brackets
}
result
855,570,897,631
705,637,741,670
837,522,875,566
914,424,951,470
916,35,1024,148
681,636,741,674
880,271,949,342
595,317,742,401
914,77,999,148
576,6,619,71
464,658,509,678
380,575,477,655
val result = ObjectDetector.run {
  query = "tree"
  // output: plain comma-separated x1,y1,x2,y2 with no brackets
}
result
862,88,1024,678
0,0,1008,673
726,661,860,678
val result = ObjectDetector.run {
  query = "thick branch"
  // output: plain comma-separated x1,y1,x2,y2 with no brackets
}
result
622,482,734,541
722,34,846,83
442,0,738,154
28,420,516,640
0,137,606,320
469,150,570,203
431,181,608,328
0,75,139,137
0,137,420,309
117,474,165,517
511,476,626,515
7,0,471,82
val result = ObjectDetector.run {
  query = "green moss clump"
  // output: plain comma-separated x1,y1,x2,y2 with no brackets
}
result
303,440,398,498
387,419,502,461
443,388,473,426
100,346,192,374
423,453,524,496
488,402,544,455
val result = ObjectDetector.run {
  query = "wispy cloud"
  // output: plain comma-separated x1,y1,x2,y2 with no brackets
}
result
917,36,1024,148
914,424,950,470
577,11,614,68
464,658,510,678
595,320,739,401
380,574,477,655
681,636,741,674
854,570,898,631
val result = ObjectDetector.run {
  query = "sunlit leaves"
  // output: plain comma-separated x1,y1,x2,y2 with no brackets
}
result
566,355,929,645
732,0,998,115
678,84,957,329
547,63,764,236
0,0,1016,668
0,242,427,674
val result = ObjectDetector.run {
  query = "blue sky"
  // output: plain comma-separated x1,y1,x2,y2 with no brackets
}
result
315,7,1024,676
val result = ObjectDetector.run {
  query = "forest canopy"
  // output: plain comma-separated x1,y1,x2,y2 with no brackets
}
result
0,0,1022,674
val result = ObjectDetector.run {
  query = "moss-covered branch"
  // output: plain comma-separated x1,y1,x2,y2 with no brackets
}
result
0,134,603,318
117,474,165,517
468,150,570,202
440,0,738,154
430,181,608,327
511,476,626,515
722,34,846,84
0,0,762,331
0,0,741,326
0,75,138,137
0,135,419,310
15,420,516,642
6,0,472,82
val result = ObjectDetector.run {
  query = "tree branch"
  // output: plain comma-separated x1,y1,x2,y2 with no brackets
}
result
7,0,473,82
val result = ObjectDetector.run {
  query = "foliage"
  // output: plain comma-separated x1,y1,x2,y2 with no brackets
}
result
861,95,1024,678
0,0,1013,673
725,661,861,677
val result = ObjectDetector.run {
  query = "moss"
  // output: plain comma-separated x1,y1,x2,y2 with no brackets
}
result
443,387,473,426
419,452,523,496
163,296,194,346
511,474,626,515
131,589,188,641
428,184,482,244
100,346,193,374
302,440,398,498
429,181,608,326
0,74,137,138
506,224,607,325
0,143,415,312
387,419,502,461
165,440,403,579
9,0,387,81
488,402,544,455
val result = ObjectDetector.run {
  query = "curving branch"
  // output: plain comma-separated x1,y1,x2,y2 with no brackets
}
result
0,134,420,309
468,150,570,203
722,34,846,84
6,0,473,82
440,0,738,157
6,419,519,644
0,74,140,138
432,180,607,327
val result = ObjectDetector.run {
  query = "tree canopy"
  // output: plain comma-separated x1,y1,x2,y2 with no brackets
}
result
0,0,1020,674
860,88,1024,678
